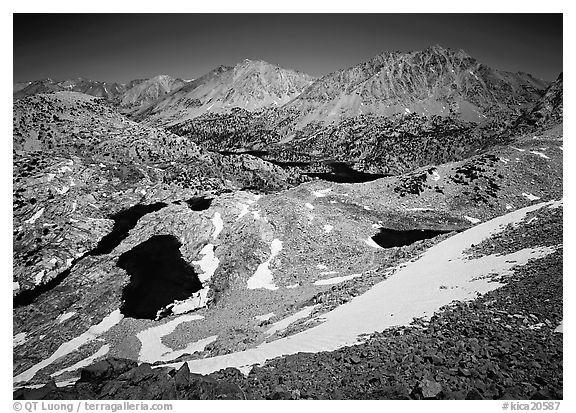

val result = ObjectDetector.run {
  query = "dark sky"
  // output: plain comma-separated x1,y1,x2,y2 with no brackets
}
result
13,14,563,83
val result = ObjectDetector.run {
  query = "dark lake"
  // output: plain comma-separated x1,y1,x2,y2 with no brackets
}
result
177,196,212,211
14,202,168,307
117,235,202,320
306,162,388,183
217,150,388,183
372,228,450,248
90,202,167,256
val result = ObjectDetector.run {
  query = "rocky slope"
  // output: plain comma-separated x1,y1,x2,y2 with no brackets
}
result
514,73,563,130
119,75,186,112
12,92,307,301
134,59,315,126
13,113,562,397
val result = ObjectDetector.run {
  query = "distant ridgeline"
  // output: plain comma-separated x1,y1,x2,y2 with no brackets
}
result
14,46,562,177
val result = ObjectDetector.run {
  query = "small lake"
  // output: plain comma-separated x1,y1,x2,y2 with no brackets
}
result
89,202,167,256
14,202,168,307
372,228,450,248
306,161,388,184
217,150,389,183
177,196,212,211
117,235,202,320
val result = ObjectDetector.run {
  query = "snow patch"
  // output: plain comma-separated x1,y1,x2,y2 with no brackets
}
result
13,333,27,347
255,313,275,322
25,208,45,224
286,283,299,289
511,147,526,152
432,171,441,181
314,273,363,286
137,314,213,363
236,204,250,220
14,309,124,384
554,321,563,333
52,344,110,378
313,188,332,197
323,224,334,234
193,244,219,283
548,199,563,209
305,203,314,210
247,239,283,290
166,244,220,315
211,212,223,239
264,305,319,337
364,238,383,249
464,216,481,224
13,281,20,291
319,271,338,276
55,186,70,195
529,151,550,160
34,270,45,285
316,264,328,270
522,192,541,201
57,312,76,324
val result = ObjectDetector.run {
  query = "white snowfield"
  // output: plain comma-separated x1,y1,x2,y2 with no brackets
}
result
522,192,541,201
255,313,275,322
464,216,481,224
364,237,383,249
192,244,219,283
56,311,76,324
323,224,334,234
530,151,550,160
211,212,223,239
159,200,561,376
247,239,283,290
25,207,45,224
313,188,332,197
14,309,124,384
137,314,215,363
13,332,27,347
264,305,319,337
554,321,563,333
51,344,110,378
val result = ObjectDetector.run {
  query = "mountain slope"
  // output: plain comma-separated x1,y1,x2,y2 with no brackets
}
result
119,75,186,111
135,59,315,125
514,72,563,129
283,45,548,126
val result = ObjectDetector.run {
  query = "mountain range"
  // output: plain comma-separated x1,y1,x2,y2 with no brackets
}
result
14,45,553,129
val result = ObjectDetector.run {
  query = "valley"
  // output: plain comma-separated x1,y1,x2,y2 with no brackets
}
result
12,44,563,400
